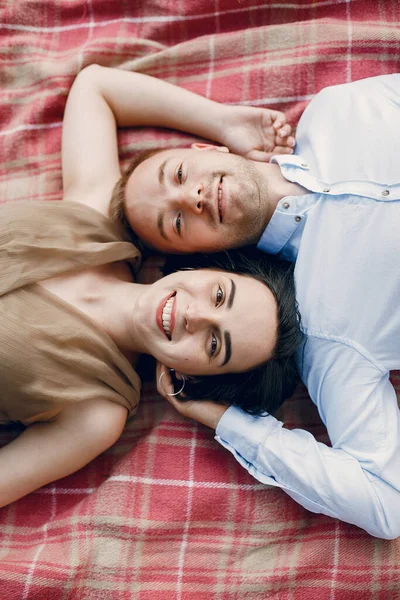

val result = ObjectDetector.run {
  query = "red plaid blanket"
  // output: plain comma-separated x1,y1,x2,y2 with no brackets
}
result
1,1,400,598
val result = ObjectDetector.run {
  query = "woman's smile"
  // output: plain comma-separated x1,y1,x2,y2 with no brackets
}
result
156,292,176,340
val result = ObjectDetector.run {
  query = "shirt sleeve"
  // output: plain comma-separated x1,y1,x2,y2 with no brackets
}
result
215,346,400,539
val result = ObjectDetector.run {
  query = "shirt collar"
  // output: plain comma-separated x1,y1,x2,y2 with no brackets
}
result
271,154,311,172
257,194,318,256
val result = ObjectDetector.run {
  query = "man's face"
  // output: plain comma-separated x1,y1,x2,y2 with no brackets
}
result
124,147,269,253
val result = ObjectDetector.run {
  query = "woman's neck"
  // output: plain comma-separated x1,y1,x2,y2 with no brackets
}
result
101,279,148,354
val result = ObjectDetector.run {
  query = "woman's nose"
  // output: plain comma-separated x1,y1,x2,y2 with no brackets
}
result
184,303,212,333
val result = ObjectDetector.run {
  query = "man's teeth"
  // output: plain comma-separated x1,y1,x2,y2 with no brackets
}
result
162,296,174,338
218,179,222,222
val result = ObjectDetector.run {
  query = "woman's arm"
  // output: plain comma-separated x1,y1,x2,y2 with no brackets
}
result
0,399,127,508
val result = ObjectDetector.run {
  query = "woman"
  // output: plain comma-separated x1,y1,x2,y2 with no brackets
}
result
0,199,302,508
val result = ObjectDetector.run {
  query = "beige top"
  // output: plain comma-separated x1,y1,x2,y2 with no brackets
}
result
0,200,141,425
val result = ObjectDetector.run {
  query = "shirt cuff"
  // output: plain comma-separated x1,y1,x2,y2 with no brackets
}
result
215,405,279,464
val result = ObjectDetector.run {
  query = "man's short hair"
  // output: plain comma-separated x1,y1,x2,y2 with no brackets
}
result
109,148,163,252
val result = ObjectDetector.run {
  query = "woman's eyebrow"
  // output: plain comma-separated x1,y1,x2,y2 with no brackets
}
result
227,279,236,309
220,279,235,366
221,331,232,366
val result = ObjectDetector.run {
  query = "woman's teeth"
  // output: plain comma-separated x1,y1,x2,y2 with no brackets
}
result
162,296,174,339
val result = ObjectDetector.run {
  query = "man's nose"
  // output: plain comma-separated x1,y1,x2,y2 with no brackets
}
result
184,303,212,333
178,183,205,213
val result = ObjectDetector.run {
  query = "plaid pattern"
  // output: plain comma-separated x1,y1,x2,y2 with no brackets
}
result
1,0,400,598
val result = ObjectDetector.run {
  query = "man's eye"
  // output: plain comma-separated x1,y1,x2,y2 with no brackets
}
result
175,213,182,234
210,333,218,357
177,164,183,183
216,285,224,306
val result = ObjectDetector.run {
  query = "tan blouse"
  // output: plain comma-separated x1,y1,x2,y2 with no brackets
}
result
0,200,141,425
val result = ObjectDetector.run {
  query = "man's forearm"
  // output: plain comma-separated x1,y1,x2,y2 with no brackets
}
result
79,64,228,143
216,407,400,539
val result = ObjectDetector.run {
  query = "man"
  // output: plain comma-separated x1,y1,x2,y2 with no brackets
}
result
66,67,400,538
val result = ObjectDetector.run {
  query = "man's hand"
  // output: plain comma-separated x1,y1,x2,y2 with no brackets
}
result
219,104,295,162
156,362,228,430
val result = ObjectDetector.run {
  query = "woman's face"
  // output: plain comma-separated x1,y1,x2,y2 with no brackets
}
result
135,269,278,376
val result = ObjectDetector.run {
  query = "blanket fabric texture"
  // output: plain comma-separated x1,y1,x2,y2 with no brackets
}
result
0,1,400,598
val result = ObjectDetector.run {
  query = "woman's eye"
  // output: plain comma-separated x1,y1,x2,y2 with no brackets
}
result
175,213,182,234
177,164,183,183
210,333,218,357
215,285,224,306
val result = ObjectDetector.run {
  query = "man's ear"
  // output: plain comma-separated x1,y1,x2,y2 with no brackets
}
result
191,143,230,153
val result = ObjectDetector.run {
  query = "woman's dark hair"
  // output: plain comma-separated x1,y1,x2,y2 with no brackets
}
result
163,247,304,416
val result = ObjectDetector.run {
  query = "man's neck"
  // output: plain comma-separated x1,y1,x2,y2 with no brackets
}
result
253,161,309,226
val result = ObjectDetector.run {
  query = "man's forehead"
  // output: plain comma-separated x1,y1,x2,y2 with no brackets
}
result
149,147,193,162
141,145,235,172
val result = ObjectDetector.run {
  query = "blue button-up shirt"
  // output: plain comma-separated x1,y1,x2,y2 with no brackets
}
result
216,74,400,538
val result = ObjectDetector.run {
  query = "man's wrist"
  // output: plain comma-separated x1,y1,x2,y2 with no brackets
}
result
214,104,237,147
207,404,228,430
190,100,230,145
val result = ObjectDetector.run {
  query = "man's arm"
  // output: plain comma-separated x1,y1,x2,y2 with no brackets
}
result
0,399,127,508
62,65,294,211
161,364,400,539
215,406,400,540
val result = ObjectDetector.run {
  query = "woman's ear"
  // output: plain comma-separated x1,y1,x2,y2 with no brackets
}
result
175,372,200,383
174,373,203,399
191,143,230,153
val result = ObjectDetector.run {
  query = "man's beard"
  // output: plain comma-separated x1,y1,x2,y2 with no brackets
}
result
219,155,269,248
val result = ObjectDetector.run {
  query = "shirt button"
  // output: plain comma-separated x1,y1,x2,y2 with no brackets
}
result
382,189,390,196
283,202,290,209
323,187,330,193
295,216,301,222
